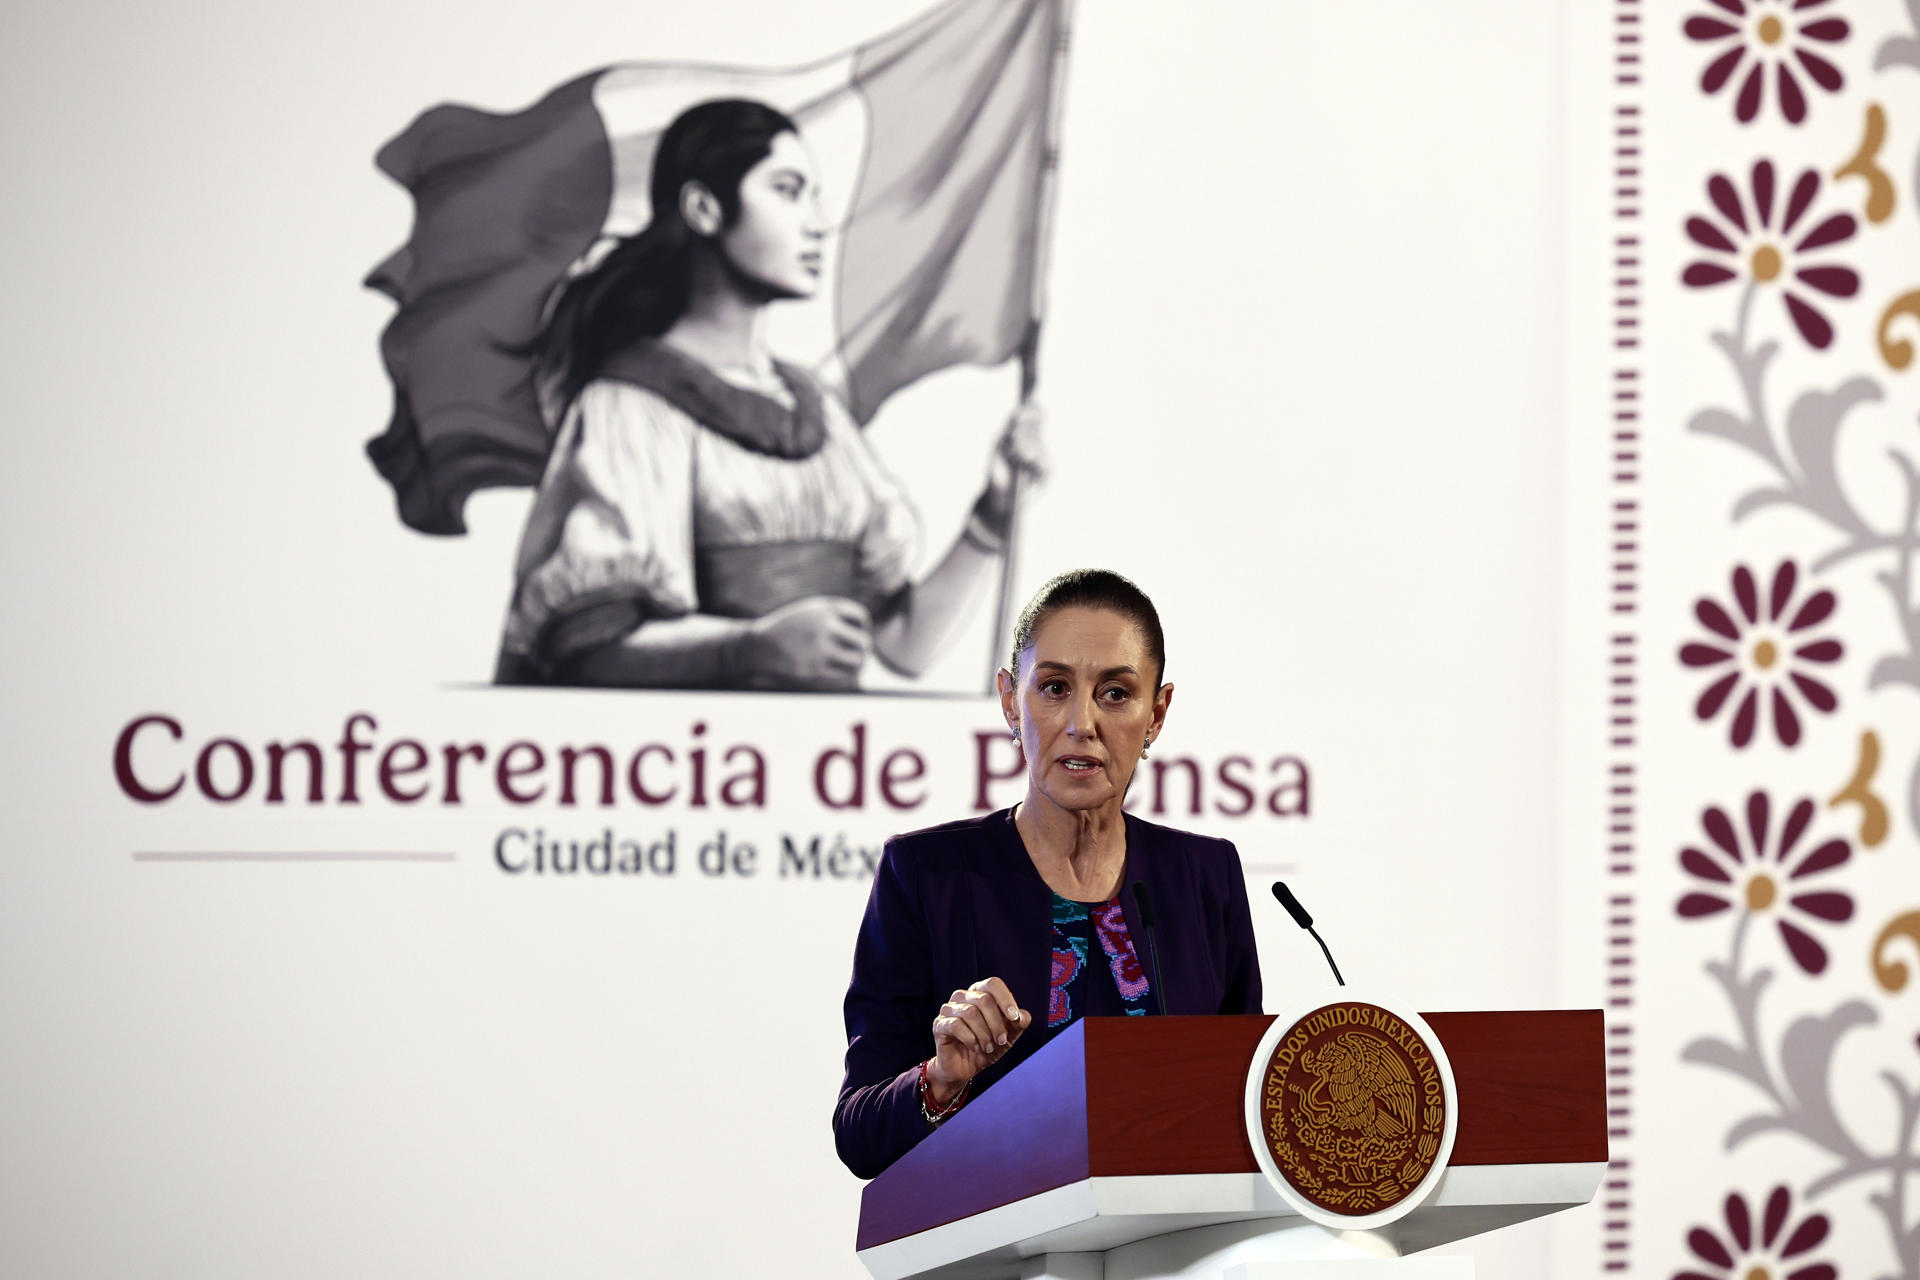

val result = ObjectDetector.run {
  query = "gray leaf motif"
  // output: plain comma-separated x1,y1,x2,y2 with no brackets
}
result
1876,0,1920,73
1733,488,1800,521
1869,652,1920,692
1691,405,1773,461
1727,1112,1792,1149
1683,1033,1769,1091
1780,999,1878,1162
1785,378,1884,537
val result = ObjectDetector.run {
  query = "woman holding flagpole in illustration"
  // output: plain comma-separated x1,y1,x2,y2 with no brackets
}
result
494,99,1044,690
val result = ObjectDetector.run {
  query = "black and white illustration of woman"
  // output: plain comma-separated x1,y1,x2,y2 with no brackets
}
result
496,100,1043,691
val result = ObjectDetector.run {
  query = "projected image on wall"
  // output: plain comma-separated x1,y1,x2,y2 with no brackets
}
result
363,0,1068,693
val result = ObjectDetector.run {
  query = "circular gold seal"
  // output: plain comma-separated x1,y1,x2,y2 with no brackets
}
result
1244,998,1455,1226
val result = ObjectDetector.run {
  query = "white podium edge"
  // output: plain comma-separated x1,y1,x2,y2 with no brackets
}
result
856,1162,1604,1280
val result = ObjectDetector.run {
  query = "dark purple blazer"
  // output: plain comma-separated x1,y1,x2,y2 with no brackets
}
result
834,808,1264,1179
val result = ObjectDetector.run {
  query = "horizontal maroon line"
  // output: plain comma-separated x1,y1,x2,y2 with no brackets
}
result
1609,865,1633,874
134,851,457,862
1611,763,1635,773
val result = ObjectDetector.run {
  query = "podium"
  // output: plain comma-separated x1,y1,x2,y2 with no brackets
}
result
855,1012,1605,1280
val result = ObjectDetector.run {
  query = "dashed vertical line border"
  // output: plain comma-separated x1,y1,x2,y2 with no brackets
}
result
1604,0,1640,1273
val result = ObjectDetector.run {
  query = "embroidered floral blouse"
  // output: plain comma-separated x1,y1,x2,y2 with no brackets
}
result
1048,890,1154,1027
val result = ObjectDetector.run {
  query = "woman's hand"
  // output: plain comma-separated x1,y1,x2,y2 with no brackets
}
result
926,977,1031,1104
979,402,1046,534
739,596,871,688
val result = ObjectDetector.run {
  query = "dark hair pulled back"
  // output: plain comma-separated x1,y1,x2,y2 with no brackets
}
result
1008,569,1167,685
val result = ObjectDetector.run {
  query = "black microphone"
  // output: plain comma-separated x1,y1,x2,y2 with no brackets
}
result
1131,881,1169,1016
1271,882,1346,987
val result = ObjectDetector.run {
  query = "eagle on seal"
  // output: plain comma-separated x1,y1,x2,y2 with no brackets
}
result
1292,1031,1418,1142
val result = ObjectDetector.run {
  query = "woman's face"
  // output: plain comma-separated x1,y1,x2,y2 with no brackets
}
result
1000,606,1173,816
718,131,827,300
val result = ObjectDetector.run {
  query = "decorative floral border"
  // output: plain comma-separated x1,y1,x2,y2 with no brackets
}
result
1658,4,1920,1279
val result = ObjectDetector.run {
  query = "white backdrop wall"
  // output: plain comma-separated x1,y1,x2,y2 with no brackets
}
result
0,0,1582,1276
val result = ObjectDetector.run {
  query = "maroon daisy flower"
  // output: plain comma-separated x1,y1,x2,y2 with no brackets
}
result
1681,161,1859,349
1684,0,1849,125
1673,1184,1837,1280
1677,791,1854,975
1680,561,1842,747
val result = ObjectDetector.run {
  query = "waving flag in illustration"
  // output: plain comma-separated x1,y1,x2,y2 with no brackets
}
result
366,0,1071,537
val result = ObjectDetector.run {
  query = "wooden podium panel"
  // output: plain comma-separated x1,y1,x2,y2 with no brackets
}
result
857,1011,1605,1265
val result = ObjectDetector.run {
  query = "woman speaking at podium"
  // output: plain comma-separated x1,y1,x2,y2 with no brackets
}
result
834,569,1265,1178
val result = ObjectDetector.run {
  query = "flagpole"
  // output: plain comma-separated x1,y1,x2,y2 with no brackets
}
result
985,0,1076,695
